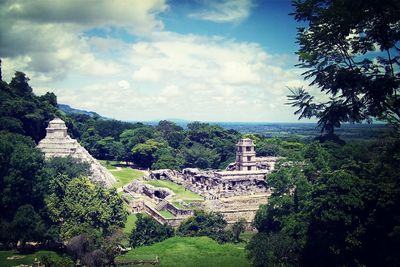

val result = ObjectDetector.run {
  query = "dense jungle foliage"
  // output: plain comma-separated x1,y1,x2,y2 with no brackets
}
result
246,0,400,266
1,69,400,267
0,72,127,266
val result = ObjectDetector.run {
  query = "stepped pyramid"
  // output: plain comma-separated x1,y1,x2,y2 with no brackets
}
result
37,118,116,187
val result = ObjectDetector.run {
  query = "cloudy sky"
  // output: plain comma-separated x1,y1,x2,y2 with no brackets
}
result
0,0,316,122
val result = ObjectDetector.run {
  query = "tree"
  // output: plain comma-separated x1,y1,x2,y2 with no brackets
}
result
182,143,220,169
301,170,365,266
0,132,46,219
152,147,184,170
45,176,126,240
247,232,298,267
120,127,159,163
289,0,400,132
96,137,124,161
11,205,46,247
249,135,400,266
157,120,185,148
0,71,59,142
129,214,174,247
177,210,232,243
66,230,103,265
131,139,167,168
231,218,246,243
44,156,90,182
101,229,126,266
9,71,33,96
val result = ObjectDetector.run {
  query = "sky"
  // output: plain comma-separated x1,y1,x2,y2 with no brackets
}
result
0,0,318,122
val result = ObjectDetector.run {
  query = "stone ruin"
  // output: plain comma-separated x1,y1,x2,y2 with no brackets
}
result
37,118,116,187
124,138,280,225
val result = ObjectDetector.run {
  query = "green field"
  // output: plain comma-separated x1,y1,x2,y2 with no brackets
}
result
116,236,251,267
100,160,144,188
144,180,204,202
124,213,138,234
0,250,64,267
111,168,144,188
172,201,185,209
159,210,175,219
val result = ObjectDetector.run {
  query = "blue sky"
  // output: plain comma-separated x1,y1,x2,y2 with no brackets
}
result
0,0,315,122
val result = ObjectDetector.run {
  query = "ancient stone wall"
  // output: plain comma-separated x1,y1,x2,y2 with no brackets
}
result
164,203,193,217
204,194,270,224
143,203,186,227
124,180,174,200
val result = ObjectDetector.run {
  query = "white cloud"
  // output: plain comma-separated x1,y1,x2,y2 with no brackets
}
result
0,0,167,82
0,0,315,122
132,67,160,82
118,80,131,90
25,30,309,122
189,0,253,23
4,0,167,35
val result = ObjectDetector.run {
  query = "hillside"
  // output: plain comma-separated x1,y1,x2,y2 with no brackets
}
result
58,103,100,117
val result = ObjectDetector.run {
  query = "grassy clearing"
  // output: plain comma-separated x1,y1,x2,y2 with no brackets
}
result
117,253,158,262
0,250,64,267
124,213,138,235
117,236,251,267
99,160,144,188
111,168,144,188
159,210,175,219
144,180,204,202
172,201,185,209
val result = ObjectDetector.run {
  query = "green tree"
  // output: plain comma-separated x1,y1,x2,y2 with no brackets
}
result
249,136,400,266
96,136,124,161
120,127,159,163
247,231,298,267
231,218,246,243
177,210,231,243
45,176,126,240
129,214,174,248
0,132,46,219
152,147,184,170
289,0,400,132
302,170,365,266
157,120,185,148
11,205,46,247
44,156,90,181
80,127,102,158
94,119,141,140
0,71,59,142
182,143,220,169
101,228,127,266
131,139,167,168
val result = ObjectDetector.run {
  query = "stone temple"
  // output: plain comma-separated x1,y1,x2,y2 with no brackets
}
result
123,138,278,226
37,118,116,187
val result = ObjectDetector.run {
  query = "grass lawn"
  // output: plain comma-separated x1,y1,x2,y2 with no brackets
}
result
99,160,144,188
116,236,251,267
159,210,175,219
0,250,64,267
144,180,204,202
172,201,185,209
111,168,144,188
124,213,138,235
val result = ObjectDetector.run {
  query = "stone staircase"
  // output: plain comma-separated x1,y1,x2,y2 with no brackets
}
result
155,199,169,211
